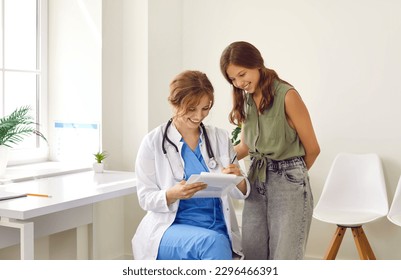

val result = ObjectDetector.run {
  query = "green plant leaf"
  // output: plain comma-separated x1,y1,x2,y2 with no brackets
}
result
0,106,47,147
93,151,108,163
231,125,242,146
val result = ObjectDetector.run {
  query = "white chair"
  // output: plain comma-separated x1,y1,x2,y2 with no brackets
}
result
313,153,388,260
387,175,401,227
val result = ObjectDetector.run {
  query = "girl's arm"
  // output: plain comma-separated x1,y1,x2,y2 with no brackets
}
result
234,131,250,161
285,89,320,169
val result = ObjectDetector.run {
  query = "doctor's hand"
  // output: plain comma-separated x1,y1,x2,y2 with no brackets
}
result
222,164,242,176
166,180,207,205
222,164,247,195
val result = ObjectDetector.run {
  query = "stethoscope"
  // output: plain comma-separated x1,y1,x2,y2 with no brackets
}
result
162,119,218,180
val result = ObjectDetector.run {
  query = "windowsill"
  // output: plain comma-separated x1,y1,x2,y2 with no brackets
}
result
0,161,92,184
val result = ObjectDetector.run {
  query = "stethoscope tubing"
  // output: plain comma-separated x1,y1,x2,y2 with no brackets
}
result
162,119,217,170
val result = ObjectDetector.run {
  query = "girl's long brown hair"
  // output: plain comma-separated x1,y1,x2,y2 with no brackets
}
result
220,41,290,125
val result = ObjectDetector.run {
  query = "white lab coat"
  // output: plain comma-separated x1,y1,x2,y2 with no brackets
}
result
132,122,250,260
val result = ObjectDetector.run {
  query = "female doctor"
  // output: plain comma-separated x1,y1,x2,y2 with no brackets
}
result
132,70,250,260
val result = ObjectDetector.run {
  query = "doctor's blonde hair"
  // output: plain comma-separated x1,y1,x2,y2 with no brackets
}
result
168,70,214,116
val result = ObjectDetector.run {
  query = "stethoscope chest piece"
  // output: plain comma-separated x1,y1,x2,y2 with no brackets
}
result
208,158,217,169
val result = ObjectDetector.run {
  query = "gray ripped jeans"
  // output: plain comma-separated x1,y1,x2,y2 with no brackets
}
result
242,157,313,260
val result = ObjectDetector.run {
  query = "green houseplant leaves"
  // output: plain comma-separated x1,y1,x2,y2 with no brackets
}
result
0,105,47,148
93,151,108,163
231,125,241,146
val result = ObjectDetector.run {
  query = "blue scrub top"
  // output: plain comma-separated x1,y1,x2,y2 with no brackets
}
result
173,139,228,236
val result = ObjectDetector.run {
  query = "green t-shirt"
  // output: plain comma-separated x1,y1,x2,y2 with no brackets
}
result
243,80,305,182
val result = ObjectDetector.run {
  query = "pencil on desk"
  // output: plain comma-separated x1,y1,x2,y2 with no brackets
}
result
27,193,52,198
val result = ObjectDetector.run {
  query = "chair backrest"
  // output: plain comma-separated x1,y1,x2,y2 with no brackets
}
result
387,175,401,226
315,153,388,215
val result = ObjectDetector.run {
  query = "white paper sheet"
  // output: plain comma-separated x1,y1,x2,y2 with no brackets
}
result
186,172,244,198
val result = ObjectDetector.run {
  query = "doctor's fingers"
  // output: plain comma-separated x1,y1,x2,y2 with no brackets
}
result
180,182,207,199
222,164,241,176
185,182,207,192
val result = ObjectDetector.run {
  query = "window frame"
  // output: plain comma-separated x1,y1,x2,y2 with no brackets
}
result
1,0,48,165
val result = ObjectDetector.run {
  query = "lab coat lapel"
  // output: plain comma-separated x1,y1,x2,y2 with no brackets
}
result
165,122,184,180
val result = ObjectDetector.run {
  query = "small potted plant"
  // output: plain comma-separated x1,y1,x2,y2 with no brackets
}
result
0,106,47,176
93,151,108,173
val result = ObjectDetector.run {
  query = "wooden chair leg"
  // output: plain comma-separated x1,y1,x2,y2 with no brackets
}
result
358,227,376,260
324,226,346,260
352,227,368,259
351,227,376,260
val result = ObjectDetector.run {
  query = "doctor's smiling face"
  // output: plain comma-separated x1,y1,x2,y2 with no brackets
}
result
174,95,212,130
168,70,214,131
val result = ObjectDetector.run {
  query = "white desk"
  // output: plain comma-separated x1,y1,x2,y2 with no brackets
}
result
0,161,92,184
0,170,136,259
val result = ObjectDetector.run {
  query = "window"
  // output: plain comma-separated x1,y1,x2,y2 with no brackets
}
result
0,0,48,164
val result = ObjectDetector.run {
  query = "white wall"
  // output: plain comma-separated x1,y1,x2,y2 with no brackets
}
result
101,0,150,259
148,0,183,130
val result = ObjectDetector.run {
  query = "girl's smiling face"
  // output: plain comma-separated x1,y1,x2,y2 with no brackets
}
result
226,63,260,94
